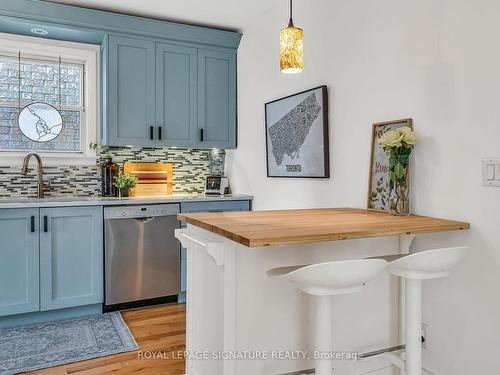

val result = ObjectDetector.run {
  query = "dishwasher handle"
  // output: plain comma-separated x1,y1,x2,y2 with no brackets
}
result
104,204,180,220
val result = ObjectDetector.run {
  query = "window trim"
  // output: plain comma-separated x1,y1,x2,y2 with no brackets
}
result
0,32,100,166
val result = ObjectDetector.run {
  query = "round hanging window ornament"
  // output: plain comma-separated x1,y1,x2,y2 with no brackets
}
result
18,102,63,142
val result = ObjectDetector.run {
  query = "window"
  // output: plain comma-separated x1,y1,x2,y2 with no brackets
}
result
0,33,99,164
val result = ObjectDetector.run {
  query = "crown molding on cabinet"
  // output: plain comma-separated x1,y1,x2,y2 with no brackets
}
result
0,0,242,48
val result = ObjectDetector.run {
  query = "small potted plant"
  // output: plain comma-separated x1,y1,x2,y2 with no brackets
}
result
378,127,416,216
113,172,138,198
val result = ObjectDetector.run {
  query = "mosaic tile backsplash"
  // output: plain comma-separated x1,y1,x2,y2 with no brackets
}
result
0,147,225,198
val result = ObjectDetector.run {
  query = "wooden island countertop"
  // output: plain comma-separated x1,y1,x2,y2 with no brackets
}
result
177,208,470,247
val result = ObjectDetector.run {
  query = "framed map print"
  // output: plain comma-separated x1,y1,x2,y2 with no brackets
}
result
265,85,329,178
367,118,413,211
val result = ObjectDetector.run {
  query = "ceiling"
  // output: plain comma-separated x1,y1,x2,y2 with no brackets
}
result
44,0,277,31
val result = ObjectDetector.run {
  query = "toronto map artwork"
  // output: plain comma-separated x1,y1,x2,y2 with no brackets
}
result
268,93,321,166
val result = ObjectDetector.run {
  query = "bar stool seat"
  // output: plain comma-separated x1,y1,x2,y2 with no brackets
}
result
268,259,388,296
267,259,387,375
378,246,469,375
386,247,468,280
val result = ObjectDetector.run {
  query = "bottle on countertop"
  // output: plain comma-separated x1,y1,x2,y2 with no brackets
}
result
101,158,119,197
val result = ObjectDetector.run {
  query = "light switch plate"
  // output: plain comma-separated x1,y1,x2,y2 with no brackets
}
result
483,158,500,187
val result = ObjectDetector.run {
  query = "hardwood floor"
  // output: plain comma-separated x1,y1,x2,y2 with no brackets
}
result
22,303,186,375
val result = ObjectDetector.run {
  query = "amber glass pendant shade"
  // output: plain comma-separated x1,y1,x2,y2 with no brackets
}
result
280,23,304,74
280,0,303,74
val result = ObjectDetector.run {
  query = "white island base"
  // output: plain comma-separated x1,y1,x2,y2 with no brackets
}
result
176,225,407,375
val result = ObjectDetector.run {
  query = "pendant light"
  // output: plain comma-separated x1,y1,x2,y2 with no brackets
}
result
280,0,304,74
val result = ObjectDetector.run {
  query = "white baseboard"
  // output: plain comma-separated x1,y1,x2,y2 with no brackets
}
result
356,356,395,375
356,355,438,375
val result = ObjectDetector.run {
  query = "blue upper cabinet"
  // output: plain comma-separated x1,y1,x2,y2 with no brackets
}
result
39,207,103,311
197,49,237,149
107,35,156,147
156,43,198,148
105,38,238,149
0,209,39,317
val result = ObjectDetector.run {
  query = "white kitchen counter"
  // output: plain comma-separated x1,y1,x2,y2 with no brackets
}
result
0,194,253,208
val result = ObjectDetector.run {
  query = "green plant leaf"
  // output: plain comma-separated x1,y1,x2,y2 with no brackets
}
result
394,163,406,180
401,147,412,156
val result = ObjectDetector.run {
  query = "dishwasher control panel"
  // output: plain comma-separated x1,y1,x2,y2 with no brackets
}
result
104,204,180,219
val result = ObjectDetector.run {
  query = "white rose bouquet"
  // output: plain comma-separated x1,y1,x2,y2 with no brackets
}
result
378,127,416,215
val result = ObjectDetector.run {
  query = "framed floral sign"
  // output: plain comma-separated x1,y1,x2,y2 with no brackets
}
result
367,118,413,211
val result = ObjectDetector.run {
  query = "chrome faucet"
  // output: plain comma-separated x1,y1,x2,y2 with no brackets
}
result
21,152,45,198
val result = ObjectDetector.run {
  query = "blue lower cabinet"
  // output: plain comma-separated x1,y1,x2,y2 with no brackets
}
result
178,200,251,302
39,207,104,311
0,209,39,317
180,258,187,291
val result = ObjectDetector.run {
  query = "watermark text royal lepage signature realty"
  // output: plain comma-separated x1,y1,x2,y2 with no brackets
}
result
137,350,362,361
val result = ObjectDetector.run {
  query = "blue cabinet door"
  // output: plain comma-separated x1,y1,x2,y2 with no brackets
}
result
108,35,156,147
39,207,103,311
197,49,237,149
156,43,198,148
0,209,39,317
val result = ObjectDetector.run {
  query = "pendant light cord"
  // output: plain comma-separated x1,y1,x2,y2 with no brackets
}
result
58,56,62,111
18,51,21,113
288,0,294,26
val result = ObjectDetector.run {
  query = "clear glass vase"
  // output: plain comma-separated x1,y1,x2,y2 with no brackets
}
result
390,178,410,216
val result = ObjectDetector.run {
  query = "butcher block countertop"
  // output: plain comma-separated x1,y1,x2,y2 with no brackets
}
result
177,208,470,247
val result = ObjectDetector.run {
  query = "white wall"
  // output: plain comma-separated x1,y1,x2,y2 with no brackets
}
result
227,0,500,373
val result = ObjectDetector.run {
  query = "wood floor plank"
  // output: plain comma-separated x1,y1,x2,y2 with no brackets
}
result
25,303,186,375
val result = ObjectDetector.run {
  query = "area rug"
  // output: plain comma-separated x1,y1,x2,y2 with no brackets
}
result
0,312,138,374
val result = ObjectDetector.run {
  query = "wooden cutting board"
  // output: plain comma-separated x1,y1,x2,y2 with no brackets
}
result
124,162,173,197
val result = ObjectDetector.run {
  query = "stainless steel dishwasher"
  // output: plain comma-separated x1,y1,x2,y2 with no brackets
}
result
104,204,180,311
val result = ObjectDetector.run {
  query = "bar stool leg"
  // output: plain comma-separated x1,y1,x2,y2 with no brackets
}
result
405,279,422,375
315,296,334,375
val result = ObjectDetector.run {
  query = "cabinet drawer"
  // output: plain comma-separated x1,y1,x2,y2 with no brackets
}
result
180,200,250,214
180,200,250,228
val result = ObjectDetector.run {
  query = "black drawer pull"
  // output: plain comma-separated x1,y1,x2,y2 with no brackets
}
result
200,128,204,142
43,215,48,233
150,126,154,140
158,126,162,141
30,215,35,232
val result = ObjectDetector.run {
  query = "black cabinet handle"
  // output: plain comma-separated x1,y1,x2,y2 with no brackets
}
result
30,215,35,232
158,126,162,141
200,128,204,142
43,215,48,233
150,126,154,140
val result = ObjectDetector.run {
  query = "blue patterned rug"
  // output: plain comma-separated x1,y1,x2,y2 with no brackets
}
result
0,312,138,374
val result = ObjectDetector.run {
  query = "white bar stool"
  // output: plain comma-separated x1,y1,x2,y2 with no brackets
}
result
381,246,469,375
267,259,388,375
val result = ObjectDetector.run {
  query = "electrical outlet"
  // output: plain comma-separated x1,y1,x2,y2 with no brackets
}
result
422,323,429,351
